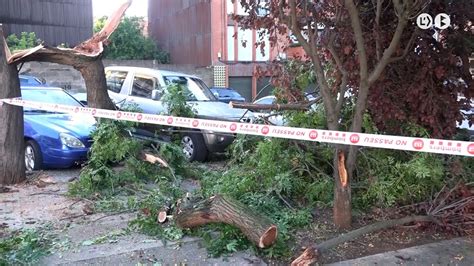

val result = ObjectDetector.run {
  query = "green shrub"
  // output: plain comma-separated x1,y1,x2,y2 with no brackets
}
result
94,16,169,62
6,32,40,52
355,152,445,208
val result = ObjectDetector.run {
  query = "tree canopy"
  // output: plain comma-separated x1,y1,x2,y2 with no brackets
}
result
235,0,473,229
94,16,170,62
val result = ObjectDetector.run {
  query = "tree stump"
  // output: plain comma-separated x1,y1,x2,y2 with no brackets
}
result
175,194,278,248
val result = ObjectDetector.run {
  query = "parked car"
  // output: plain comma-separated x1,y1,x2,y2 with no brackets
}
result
22,86,95,170
103,66,254,162
72,92,88,106
210,87,246,103
19,74,47,86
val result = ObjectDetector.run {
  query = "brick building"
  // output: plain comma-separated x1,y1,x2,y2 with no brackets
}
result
0,0,93,47
148,0,303,101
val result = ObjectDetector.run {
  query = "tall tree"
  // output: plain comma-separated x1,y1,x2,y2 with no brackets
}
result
235,0,472,229
0,26,25,185
0,1,133,185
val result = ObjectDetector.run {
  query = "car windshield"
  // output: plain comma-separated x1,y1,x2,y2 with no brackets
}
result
217,89,242,98
22,89,82,113
164,76,217,101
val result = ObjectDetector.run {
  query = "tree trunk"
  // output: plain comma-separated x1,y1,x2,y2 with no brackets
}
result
175,194,278,248
0,28,25,185
75,60,116,110
333,149,352,230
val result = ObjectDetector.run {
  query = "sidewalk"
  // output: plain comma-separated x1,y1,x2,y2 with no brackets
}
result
329,237,473,266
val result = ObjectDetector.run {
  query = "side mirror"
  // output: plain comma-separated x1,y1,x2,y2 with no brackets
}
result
151,89,162,100
213,92,219,98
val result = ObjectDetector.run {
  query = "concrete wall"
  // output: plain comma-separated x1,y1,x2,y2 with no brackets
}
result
19,60,213,93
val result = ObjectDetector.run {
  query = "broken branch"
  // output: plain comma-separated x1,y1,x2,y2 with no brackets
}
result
175,194,278,248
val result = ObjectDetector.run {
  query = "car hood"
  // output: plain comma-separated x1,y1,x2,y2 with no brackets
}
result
24,113,96,137
191,101,254,121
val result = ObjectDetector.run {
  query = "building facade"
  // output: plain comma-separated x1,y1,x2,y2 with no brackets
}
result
148,0,303,101
0,0,93,47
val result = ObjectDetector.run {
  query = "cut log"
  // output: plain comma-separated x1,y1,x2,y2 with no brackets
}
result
175,194,278,248
229,97,321,111
157,205,171,223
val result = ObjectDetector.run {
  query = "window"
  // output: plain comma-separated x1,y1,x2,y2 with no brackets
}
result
226,0,234,14
227,26,236,61
164,76,216,101
237,27,253,61
106,71,127,93
131,75,159,99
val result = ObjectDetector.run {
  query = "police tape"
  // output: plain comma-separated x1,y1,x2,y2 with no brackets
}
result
1,97,473,157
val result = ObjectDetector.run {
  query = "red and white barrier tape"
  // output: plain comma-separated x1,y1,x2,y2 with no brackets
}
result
1,98,473,157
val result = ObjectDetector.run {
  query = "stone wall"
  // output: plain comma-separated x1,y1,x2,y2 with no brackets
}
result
19,60,213,93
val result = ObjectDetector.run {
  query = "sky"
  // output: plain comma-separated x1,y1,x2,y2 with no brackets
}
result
92,0,148,18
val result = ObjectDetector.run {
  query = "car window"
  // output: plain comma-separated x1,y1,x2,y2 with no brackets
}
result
254,97,274,105
216,89,239,98
22,89,82,112
106,71,127,93
19,77,29,85
164,76,216,101
131,75,159,99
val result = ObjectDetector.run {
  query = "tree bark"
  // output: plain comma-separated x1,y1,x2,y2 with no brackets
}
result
175,194,278,248
230,97,321,111
0,27,25,185
75,60,115,110
291,215,434,265
333,149,352,230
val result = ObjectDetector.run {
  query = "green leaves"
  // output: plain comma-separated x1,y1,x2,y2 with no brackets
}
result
0,229,53,265
161,84,196,117
6,32,40,52
94,16,169,62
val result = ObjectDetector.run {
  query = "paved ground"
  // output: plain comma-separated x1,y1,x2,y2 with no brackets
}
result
40,213,264,265
3,169,473,265
329,237,474,266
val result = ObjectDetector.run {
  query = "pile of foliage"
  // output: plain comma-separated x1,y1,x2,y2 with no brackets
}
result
94,16,169,62
0,229,53,265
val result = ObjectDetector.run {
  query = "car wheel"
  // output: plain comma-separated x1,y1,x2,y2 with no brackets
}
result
25,140,43,171
181,133,208,162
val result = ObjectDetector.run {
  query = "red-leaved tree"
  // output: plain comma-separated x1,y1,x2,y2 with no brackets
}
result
236,0,472,229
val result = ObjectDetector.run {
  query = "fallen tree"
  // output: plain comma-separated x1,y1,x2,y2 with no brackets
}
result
230,97,321,111
174,194,278,248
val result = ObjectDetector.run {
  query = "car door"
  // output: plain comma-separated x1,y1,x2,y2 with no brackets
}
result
105,70,129,106
125,72,165,115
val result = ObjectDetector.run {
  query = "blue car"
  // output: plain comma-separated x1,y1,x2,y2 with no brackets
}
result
19,74,47,86
22,87,96,170
210,87,246,103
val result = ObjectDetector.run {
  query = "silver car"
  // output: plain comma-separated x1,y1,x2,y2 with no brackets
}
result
102,66,254,162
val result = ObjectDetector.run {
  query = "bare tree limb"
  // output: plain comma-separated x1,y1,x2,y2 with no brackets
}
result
291,215,435,265
344,0,369,83
230,97,321,111
288,0,338,129
368,0,410,85
388,29,418,63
